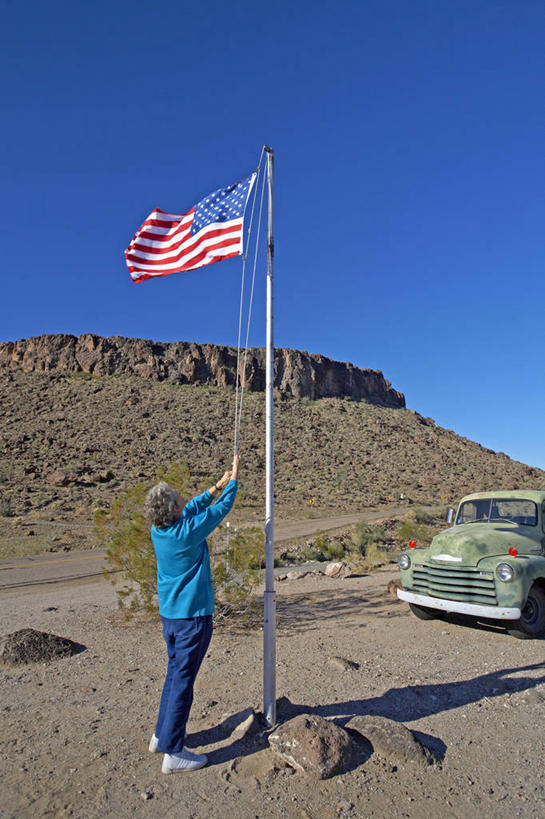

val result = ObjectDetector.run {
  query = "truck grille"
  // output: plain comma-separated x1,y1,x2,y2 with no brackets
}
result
411,563,497,606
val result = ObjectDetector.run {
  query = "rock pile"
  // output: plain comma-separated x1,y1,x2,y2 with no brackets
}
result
0,629,84,665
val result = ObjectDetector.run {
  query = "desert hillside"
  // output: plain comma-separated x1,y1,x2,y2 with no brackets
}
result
1,337,543,554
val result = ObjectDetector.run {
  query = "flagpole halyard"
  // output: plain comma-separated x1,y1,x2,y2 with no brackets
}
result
263,146,276,727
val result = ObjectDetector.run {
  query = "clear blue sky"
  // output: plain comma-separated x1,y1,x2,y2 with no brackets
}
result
2,1,544,469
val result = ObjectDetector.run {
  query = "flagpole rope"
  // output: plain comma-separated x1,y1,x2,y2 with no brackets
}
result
236,165,267,442
234,147,266,456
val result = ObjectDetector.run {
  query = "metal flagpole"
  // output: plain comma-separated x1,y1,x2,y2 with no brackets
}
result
263,146,276,727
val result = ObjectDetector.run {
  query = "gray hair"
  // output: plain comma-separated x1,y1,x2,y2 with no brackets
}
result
144,482,180,528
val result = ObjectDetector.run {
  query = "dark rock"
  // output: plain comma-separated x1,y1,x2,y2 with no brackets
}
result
0,334,405,407
46,469,75,487
268,714,353,778
346,715,435,767
0,628,85,665
327,656,360,671
387,579,402,599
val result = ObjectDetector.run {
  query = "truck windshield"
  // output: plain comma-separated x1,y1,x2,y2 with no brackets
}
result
457,498,537,526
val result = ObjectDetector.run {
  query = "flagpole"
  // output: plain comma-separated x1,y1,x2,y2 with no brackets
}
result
263,146,276,727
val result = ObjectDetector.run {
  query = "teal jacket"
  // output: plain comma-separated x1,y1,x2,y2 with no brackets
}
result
151,480,238,618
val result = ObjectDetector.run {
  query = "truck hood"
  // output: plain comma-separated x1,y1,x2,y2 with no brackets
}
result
427,524,539,566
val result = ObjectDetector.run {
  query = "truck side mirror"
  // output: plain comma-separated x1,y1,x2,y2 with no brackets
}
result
446,508,454,524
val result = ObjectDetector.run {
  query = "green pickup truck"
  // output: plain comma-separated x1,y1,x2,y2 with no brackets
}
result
397,490,545,639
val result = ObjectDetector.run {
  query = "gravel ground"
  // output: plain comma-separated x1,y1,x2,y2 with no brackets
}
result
1,569,544,819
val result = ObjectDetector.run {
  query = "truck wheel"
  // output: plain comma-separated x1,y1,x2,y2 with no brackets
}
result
508,584,545,639
409,602,443,621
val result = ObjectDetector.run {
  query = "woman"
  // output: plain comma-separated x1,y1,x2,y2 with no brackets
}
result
144,454,240,773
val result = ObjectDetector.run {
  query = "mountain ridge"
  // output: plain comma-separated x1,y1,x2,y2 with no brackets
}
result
0,334,405,408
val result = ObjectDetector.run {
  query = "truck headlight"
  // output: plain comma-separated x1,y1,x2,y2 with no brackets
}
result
496,563,514,582
399,553,411,570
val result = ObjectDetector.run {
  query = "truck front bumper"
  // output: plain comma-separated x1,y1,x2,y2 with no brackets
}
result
397,589,521,620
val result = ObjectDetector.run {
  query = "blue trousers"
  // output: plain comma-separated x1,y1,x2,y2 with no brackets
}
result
155,614,213,754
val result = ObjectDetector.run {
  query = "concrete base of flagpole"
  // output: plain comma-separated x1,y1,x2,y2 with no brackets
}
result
263,590,277,727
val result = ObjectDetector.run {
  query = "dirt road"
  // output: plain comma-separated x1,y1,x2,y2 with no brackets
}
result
1,564,543,819
0,506,416,590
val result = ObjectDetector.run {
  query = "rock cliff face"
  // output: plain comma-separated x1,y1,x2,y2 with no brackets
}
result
0,334,405,407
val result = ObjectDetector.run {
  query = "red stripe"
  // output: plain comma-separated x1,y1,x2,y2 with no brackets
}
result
129,222,241,260
126,235,240,272
137,207,193,231
130,216,193,248
132,223,192,250
126,225,242,266
128,250,240,282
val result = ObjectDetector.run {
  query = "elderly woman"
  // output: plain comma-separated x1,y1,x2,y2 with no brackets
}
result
145,454,240,773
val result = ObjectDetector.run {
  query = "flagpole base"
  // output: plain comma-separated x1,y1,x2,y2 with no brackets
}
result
263,590,276,727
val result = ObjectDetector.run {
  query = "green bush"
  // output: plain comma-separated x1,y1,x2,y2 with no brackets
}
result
300,543,326,562
397,519,430,546
0,459,13,484
212,527,263,624
413,508,436,525
324,540,346,560
312,531,347,560
351,521,387,554
96,463,259,622
0,493,13,517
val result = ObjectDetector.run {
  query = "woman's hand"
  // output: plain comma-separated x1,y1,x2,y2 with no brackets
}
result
231,454,240,481
215,470,232,491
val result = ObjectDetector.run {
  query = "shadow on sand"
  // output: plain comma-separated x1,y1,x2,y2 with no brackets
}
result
190,660,544,768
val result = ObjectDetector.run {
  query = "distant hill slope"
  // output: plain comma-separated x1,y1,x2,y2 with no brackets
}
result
1,354,543,545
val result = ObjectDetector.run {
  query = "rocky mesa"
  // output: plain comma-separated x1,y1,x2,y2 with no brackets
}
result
0,334,405,408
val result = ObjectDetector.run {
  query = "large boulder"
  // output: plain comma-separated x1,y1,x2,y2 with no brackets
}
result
347,715,434,768
268,714,353,779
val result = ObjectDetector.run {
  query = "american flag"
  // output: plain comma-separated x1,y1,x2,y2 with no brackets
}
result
125,174,256,283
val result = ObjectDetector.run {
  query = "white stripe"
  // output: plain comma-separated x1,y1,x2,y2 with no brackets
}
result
129,227,241,265
148,210,186,221
132,216,242,251
128,234,242,271
430,554,463,562
129,239,240,279
128,221,243,266
131,224,192,250
129,241,241,272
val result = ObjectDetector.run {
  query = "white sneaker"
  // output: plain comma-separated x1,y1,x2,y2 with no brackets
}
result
149,731,187,753
162,748,208,773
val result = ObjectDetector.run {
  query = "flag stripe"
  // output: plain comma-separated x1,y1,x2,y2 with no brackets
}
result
126,233,242,271
127,222,242,262
128,250,240,281
125,173,255,283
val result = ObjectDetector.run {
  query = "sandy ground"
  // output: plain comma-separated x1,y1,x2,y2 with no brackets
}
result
1,569,544,819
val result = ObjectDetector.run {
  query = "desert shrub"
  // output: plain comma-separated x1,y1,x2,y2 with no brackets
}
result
96,480,156,615
300,543,326,562
97,464,259,622
0,459,13,484
312,531,346,560
324,539,346,560
397,518,430,546
212,527,263,624
0,493,13,517
413,508,435,525
348,541,391,570
351,521,387,554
